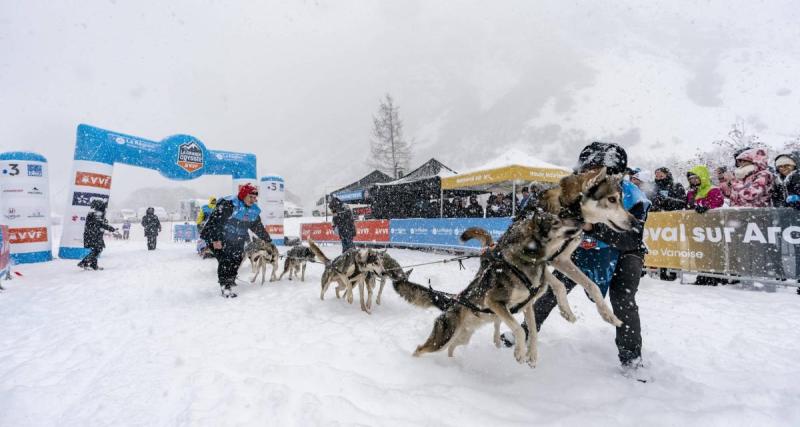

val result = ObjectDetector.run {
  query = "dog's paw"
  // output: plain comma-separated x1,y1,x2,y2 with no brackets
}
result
560,309,577,323
514,345,527,364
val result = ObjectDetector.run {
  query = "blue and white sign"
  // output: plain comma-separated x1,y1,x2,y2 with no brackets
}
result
333,189,364,202
389,218,512,249
59,124,259,259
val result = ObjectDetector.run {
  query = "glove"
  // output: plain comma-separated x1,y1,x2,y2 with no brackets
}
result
694,205,709,214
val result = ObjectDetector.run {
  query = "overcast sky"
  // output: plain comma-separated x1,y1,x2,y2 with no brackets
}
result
2,0,799,211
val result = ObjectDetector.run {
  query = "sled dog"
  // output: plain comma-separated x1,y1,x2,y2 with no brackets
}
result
244,238,280,284
307,239,388,314
393,167,636,367
278,245,316,282
337,250,410,311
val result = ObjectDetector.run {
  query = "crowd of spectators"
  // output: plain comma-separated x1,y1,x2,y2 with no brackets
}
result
628,147,800,289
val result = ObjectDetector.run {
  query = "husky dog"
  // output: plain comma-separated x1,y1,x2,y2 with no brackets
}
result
307,239,385,314
244,238,280,284
336,250,410,311
394,167,637,367
278,245,316,282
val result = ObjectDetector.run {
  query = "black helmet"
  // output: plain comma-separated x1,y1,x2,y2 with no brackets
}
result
146,207,155,214
577,141,628,175
90,199,106,211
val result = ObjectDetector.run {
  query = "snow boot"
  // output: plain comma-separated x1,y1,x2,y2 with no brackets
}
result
220,283,237,298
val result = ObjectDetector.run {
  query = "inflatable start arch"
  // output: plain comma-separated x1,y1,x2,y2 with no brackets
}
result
59,124,259,259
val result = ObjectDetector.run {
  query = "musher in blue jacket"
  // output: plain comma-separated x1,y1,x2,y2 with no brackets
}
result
201,184,271,298
504,142,651,370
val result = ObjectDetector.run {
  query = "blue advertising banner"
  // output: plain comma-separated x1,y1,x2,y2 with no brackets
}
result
388,218,512,250
173,223,199,241
333,189,364,202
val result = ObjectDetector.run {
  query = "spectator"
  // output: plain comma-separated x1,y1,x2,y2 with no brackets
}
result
465,196,483,218
730,148,774,207
651,167,687,212
686,166,725,212
776,152,800,293
686,165,725,285
715,166,734,201
121,219,131,240
78,200,116,271
486,192,503,217
196,197,217,231
447,197,466,218
141,207,162,250
630,169,656,200
201,184,271,298
329,197,356,252
518,188,531,211
776,152,800,205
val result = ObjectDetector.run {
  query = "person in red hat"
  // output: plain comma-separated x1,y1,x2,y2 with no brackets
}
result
200,183,272,297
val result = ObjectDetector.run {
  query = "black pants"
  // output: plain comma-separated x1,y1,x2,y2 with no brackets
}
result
341,236,354,252
216,244,245,287
79,247,103,269
533,253,644,364
146,235,157,250
123,230,130,239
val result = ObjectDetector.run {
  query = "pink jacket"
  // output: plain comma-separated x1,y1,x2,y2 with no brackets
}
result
730,148,774,207
687,187,725,209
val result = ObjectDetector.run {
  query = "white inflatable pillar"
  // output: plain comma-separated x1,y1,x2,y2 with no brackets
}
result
259,175,285,244
0,152,53,263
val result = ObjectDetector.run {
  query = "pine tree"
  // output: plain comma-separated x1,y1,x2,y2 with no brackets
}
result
369,94,411,179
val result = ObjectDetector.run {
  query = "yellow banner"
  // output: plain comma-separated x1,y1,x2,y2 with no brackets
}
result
441,165,569,189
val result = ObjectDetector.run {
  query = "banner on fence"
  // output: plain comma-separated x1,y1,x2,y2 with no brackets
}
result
643,208,800,278
300,220,391,243
389,218,512,249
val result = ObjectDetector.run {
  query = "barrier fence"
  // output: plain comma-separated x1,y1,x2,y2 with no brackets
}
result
300,208,800,280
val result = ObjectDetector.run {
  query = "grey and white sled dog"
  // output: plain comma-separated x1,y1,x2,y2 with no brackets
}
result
339,250,410,311
393,167,636,367
278,244,316,282
307,239,406,314
244,238,280,284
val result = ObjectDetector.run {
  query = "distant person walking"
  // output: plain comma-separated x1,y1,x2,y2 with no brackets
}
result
141,207,162,250
122,219,131,240
78,200,116,271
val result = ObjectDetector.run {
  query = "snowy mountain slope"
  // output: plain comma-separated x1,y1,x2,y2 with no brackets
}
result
0,228,799,426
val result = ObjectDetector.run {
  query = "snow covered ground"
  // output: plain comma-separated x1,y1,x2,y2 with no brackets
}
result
1,226,800,426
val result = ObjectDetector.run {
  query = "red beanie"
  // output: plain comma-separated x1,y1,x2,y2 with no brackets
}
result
238,183,258,200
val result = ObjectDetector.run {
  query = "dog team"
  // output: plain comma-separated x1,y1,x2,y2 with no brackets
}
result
189,141,649,372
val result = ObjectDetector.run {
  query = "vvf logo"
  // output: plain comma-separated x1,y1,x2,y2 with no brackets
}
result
75,172,112,189
9,227,48,244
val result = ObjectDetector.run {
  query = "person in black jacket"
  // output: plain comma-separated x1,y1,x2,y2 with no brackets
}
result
141,207,162,250
78,200,116,270
503,142,651,372
651,167,685,281
651,167,686,212
201,184,272,297
329,197,356,252
464,196,483,218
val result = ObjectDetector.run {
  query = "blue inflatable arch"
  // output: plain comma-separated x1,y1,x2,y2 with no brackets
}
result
59,124,258,258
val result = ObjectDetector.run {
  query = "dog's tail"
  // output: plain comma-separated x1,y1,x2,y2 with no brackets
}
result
306,238,330,265
392,279,455,312
460,227,494,247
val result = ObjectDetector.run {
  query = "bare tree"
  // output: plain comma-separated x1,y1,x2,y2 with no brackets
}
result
782,135,800,153
369,94,411,178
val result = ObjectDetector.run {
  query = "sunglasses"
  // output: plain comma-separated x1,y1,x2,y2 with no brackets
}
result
248,192,259,197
